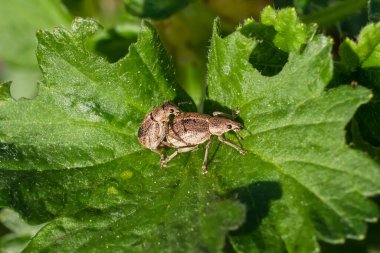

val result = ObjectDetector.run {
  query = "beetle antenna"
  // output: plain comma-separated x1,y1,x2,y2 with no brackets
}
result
177,101,192,106
236,131,244,140
213,110,237,119
232,108,240,119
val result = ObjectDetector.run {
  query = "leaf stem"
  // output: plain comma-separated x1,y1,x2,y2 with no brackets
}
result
301,0,367,27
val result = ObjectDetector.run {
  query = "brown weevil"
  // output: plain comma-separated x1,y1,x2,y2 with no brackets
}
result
138,102,181,161
161,111,247,174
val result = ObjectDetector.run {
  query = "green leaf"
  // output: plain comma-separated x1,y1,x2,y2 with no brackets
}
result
350,118,380,164
260,6,316,52
338,41,360,71
0,18,244,252
124,0,190,19
238,7,316,77
338,22,380,147
341,23,380,68
16,160,245,253
0,0,70,99
1,7,380,253
0,82,12,101
240,19,289,76
90,23,140,63
207,16,380,252
0,208,43,253
319,198,380,253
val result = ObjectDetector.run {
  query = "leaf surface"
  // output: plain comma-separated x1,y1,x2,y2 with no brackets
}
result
0,18,244,253
260,6,315,52
0,208,43,253
0,6,380,253
338,22,380,149
207,7,380,253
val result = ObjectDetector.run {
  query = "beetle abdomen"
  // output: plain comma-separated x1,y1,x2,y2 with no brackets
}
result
167,113,211,146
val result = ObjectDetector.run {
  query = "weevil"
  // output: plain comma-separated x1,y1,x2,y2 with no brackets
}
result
138,102,181,161
161,111,247,174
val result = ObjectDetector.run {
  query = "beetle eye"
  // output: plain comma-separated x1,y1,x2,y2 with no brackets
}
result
170,109,175,113
227,124,232,129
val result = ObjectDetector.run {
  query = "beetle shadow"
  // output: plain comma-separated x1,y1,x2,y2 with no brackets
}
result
173,87,197,113
228,181,282,236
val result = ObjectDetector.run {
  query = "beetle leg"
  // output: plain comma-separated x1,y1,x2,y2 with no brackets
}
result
212,109,240,119
161,146,198,167
160,151,178,167
202,139,212,175
212,111,224,117
212,111,232,118
160,140,172,147
152,148,166,162
218,135,247,155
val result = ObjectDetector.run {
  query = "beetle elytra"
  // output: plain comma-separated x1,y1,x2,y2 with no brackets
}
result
161,111,246,174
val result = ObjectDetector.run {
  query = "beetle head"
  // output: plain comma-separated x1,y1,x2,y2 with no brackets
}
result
152,102,181,121
209,117,243,136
